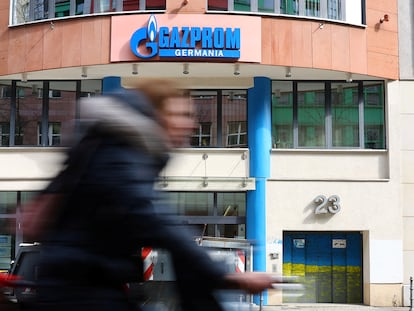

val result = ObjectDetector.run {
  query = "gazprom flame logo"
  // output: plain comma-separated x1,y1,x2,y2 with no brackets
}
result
130,15,241,59
147,15,157,42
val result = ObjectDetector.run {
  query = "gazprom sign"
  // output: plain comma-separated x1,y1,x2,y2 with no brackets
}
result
130,15,240,59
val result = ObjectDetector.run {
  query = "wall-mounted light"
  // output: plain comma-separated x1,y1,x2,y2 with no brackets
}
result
319,23,324,29
346,73,353,83
81,67,87,78
183,63,189,75
285,67,292,78
132,64,138,75
21,72,28,83
233,63,240,76
380,14,389,23
233,64,240,76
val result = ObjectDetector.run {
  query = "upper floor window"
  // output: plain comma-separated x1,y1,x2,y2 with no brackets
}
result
208,0,361,25
191,122,212,147
271,81,385,149
0,80,102,147
38,122,61,146
190,90,247,148
227,121,247,147
11,0,166,25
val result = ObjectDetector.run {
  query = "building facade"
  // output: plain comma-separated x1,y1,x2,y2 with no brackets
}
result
0,0,409,307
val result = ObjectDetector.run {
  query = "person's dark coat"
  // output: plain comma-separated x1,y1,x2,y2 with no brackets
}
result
30,90,227,311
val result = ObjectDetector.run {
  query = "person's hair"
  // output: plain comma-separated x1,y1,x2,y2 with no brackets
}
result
130,79,188,112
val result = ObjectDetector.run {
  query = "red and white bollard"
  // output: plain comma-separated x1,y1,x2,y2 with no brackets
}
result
142,247,157,281
235,249,245,273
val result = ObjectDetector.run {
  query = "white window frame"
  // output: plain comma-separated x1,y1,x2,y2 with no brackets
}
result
192,122,212,147
227,121,247,147
37,122,61,146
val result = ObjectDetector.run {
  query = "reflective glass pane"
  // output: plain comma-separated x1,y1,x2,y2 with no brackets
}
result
47,81,78,146
0,81,12,146
146,0,166,10
280,0,299,15
305,0,320,17
364,82,385,149
259,0,274,12
0,222,15,271
55,0,70,17
234,0,250,11
216,193,246,238
272,81,293,148
14,82,41,146
191,91,217,147
222,90,247,147
123,0,140,10
208,0,228,10
0,192,17,214
331,83,359,147
298,82,325,148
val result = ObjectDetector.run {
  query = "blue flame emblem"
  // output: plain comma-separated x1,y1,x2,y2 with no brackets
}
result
147,15,157,42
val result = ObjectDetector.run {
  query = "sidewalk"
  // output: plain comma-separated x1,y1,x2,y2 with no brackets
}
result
252,304,410,311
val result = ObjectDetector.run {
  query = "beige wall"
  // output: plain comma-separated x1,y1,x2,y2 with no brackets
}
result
400,81,414,307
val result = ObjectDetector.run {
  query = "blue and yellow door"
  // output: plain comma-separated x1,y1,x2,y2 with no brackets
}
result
283,232,362,303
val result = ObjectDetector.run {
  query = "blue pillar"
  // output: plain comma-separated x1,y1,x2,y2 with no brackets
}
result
247,77,271,305
102,76,122,94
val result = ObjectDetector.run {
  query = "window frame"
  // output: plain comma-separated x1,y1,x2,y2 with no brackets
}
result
271,80,386,150
227,120,247,147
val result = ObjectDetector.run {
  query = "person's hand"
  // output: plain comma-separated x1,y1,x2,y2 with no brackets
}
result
223,272,274,294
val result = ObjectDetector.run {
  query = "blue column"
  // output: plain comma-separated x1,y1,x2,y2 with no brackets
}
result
247,77,271,305
102,76,122,94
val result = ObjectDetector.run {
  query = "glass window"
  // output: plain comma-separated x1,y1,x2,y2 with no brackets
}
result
331,83,359,147
364,82,385,149
0,221,15,272
272,82,293,148
0,192,17,215
32,0,49,21
328,0,342,20
38,122,62,146
146,0,166,10
14,82,41,146
55,0,71,17
208,0,228,11
0,123,11,146
222,90,247,147
191,92,217,147
0,80,101,147
161,192,246,239
227,121,247,147
280,0,299,15
305,0,320,17
123,0,139,10
191,122,212,147
259,0,274,12
191,90,247,148
298,82,325,148
271,80,386,149
234,0,250,11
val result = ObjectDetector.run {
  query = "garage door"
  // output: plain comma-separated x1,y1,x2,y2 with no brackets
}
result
283,232,362,303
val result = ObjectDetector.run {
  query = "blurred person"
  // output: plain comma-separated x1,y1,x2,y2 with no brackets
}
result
22,79,273,311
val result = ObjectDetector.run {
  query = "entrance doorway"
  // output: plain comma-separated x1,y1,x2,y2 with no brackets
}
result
283,231,362,303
